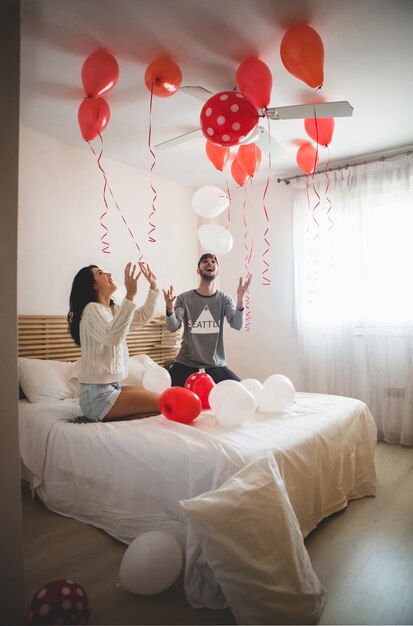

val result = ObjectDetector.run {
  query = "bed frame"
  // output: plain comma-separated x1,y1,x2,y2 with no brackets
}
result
18,314,181,489
18,314,181,366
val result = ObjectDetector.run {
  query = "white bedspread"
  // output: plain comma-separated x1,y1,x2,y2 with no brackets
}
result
19,393,377,615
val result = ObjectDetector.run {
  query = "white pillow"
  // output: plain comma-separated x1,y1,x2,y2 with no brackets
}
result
122,354,158,386
180,454,326,625
18,358,77,403
67,358,81,398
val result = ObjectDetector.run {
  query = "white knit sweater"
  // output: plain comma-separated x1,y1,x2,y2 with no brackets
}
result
79,288,159,384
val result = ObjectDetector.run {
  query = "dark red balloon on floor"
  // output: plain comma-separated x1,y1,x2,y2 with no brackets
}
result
26,579,90,625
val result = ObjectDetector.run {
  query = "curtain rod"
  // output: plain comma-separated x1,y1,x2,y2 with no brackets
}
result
276,147,413,185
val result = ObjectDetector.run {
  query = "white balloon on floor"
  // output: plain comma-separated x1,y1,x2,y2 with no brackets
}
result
198,224,233,255
119,531,183,595
210,380,256,425
142,366,171,393
192,186,229,218
241,378,263,402
258,374,296,413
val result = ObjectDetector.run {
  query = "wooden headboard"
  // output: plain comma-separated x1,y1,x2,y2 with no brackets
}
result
18,315,180,366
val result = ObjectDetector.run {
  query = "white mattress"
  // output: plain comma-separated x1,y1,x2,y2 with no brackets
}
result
19,393,377,612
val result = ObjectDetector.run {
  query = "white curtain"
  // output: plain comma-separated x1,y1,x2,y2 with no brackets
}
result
293,153,413,445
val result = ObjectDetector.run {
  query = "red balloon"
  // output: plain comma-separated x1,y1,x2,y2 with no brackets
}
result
236,57,273,108
159,387,202,424
304,117,334,147
192,375,215,409
144,57,182,97
200,91,258,148
27,579,90,625
280,24,324,89
185,371,208,391
296,142,319,174
205,141,230,171
81,49,119,98
237,144,262,177
78,97,110,141
231,158,250,186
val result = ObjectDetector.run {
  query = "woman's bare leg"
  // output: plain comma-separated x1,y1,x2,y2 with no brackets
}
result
103,387,160,421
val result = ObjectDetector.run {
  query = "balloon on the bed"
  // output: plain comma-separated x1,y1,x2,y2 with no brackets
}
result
142,365,171,393
184,371,209,391
119,530,182,595
192,374,215,409
159,387,202,423
208,380,240,413
241,378,263,402
258,374,296,413
210,380,256,426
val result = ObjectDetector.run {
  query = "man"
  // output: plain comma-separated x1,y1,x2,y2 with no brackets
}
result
163,253,252,387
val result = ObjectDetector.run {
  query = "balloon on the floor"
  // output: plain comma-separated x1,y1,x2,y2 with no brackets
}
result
119,531,183,595
26,579,90,625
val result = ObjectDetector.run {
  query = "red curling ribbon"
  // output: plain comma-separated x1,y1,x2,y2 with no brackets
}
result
87,134,111,255
100,220,110,254
261,112,271,286
305,110,323,302
88,133,144,261
147,83,158,243
324,148,332,231
311,110,321,240
304,173,316,303
242,185,253,331
324,148,335,271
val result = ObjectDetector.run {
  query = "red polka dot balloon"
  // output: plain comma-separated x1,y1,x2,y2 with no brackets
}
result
193,374,215,409
200,91,259,147
185,372,209,391
27,579,90,625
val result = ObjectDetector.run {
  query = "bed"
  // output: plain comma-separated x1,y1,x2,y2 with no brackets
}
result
18,315,377,625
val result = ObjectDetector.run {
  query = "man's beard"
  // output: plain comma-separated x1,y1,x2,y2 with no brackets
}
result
200,270,217,282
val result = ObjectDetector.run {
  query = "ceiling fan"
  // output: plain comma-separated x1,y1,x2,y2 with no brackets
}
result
154,85,353,159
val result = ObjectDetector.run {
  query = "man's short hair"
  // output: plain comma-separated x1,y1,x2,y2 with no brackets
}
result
198,253,218,268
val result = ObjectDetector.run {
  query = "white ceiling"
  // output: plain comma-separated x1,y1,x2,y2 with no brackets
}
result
20,0,413,189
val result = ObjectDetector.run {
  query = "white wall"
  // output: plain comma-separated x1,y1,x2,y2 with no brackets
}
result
218,179,303,389
18,127,303,390
18,126,198,314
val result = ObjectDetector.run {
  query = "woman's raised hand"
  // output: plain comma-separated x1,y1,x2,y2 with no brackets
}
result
124,262,141,301
138,262,158,291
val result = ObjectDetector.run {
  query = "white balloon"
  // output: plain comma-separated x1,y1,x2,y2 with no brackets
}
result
208,380,243,413
198,224,233,256
192,186,229,218
142,366,171,393
241,378,263,402
119,531,183,595
258,374,296,413
211,380,256,426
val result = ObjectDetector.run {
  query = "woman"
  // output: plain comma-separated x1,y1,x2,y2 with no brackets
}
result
68,261,160,421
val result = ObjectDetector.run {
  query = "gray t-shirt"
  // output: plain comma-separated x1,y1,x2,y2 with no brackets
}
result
165,289,244,368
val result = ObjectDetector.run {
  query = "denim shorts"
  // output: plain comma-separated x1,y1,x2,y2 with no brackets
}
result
79,382,121,422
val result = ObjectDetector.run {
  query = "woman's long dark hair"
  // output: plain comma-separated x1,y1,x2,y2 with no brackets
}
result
67,265,99,346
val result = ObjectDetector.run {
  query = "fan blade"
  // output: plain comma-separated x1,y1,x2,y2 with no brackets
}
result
254,128,286,161
178,85,214,101
154,128,203,150
266,100,353,120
